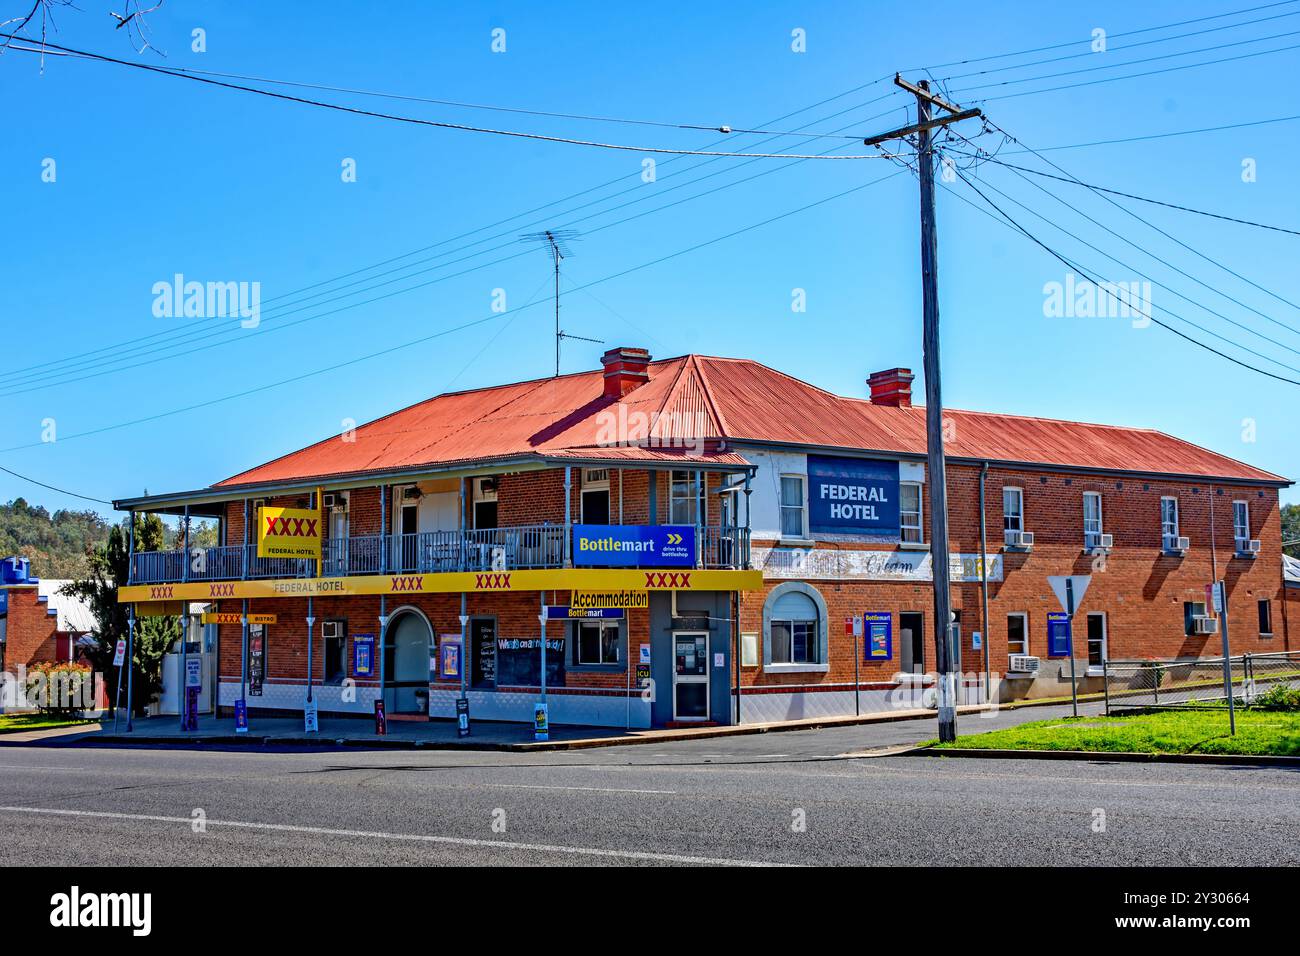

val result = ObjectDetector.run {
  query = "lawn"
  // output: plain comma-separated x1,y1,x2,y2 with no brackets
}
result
928,708,1300,757
0,714,96,735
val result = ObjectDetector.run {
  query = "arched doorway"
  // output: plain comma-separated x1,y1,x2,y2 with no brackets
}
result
384,608,433,715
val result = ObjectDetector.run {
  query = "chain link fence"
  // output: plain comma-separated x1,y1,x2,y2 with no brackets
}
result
1104,651,1300,713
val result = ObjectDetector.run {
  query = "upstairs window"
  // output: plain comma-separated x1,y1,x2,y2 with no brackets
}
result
1233,500,1250,551
669,470,704,525
780,475,806,538
900,482,924,544
1003,487,1024,544
1161,497,1180,549
1083,492,1104,548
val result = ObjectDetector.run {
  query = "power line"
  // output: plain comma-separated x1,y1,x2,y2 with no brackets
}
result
945,150,1300,236
0,90,908,382
938,6,1300,81
980,112,1300,153
903,0,1300,70
948,166,1300,386
951,25,1300,94
962,37,1300,102
0,35,896,160
0,170,904,453
0,464,112,504
977,118,1300,316
0,110,887,397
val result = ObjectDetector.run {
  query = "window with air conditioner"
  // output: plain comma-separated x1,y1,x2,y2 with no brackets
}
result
1233,500,1250,553
900,482,924,544
1007,613,1029,658
1083,492,1105,549
322,620,346,685
1003,487,1026,546
779,474,806,539
1161,496,1181,551
1183,601,1207,637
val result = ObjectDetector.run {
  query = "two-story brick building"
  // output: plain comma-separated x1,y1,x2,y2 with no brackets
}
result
114,347,1292,729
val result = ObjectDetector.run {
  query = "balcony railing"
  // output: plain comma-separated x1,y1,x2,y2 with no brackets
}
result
129,524,750,584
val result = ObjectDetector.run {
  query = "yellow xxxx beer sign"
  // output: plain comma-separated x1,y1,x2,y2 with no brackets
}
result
257,506,322,560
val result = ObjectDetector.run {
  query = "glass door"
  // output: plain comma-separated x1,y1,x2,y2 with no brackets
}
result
673,632,709,721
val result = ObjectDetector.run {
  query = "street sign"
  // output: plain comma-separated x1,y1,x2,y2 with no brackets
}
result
112,639,127,667
1212,581,1225,614
1048,575,1092,615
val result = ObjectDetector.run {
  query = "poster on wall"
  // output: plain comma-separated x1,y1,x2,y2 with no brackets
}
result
864,612,893,661
438,636,462,681
352,634,376,678
1047,613,1072,658
248,625,265,696
807,455,900,536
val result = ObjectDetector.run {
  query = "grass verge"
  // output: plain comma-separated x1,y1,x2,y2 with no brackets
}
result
0,714,96,735
927,708,1300,757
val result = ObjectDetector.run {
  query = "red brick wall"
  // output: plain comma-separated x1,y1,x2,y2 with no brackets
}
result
2,587,62,669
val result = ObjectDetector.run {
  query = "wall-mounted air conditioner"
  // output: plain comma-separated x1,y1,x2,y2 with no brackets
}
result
1193,616,1219,636
1008,655,1040,675
1246,539,1262,554
1004,530,1034,548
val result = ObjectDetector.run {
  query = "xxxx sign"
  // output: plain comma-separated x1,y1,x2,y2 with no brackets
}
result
257,506,323,560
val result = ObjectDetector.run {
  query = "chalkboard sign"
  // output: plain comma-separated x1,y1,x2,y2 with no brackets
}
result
494,637,566,688
472,620,496,688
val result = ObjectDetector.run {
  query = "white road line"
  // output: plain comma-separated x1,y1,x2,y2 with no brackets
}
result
0,765,84,772
489,784,676,794
0,805,787,867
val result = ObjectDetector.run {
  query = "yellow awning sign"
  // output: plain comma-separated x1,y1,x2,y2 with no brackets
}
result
118,568,762,603
257,506,322,560
201,612,277,625
571,589,649,610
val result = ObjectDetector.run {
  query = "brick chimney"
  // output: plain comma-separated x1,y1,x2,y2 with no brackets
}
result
602,347,651,398
867,368,914,407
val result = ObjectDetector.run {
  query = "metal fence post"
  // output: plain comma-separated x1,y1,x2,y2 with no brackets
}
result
1102,660,1110,716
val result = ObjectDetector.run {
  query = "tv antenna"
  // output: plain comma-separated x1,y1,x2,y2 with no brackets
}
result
520,229,598,375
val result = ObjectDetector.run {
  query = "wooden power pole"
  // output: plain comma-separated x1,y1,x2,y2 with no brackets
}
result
886,76,982,742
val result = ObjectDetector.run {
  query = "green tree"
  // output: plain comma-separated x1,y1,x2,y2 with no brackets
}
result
60,514,179,715
1284,503,1300,559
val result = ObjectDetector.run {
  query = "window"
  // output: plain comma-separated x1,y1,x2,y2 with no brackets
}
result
1183,601,1207,636
322,620,346,684
766,587,823,666
473,477,498,529
581,468,611,524
1003,487,1024,534
1083,492,1104,548
1258,599,1273,637
575,620,620,665
1161,497,1180,549
1087,613,1107,668
1233,500,1250,552
669,470,704,525
900,482,924,543
1006,613,1028,657
779,474,806,538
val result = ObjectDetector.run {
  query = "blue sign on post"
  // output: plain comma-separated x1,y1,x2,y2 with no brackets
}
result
545,606,625,620
864,612,893,661
1047,613,1072,658
572,525,695,567
807,455,900,536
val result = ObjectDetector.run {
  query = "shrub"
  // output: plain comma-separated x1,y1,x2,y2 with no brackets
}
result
23,662,94,715
1251,683,1300,712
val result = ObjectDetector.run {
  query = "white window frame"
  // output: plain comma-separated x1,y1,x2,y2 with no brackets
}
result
669,470,704,526
321,619,346,685
1083,492,1103,549
1006,612,1029,658
900,481,924,544
1232,499,1250,552
581,468,611,523
1003,487,1024,542
1086,612,1108,675
1161,496,1180,550
779,473,807,540
769,617,820,666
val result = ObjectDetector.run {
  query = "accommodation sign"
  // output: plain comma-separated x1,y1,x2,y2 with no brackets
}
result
807,455,900,536
572,524,695,568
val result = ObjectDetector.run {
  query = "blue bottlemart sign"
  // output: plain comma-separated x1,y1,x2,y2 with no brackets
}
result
864,612,893,661
1047,613,1072,658
572,524,696,568
807,455,900,536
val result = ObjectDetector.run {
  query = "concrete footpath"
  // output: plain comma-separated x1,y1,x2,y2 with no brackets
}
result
0,697,1106,752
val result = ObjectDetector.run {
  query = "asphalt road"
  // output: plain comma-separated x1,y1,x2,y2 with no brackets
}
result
0,707,1296,866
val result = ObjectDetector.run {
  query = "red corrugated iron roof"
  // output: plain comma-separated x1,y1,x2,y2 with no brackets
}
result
215,354,1287,488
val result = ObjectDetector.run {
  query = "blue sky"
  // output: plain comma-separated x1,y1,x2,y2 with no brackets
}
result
3,0,1299,517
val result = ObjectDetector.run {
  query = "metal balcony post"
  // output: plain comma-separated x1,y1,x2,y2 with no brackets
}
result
744,469,753,570
459,477,467,572
182,504,190,583
694,469,703,569
127,509,136,584
563,466,573,568
242,499,249,580
380,485,388,575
